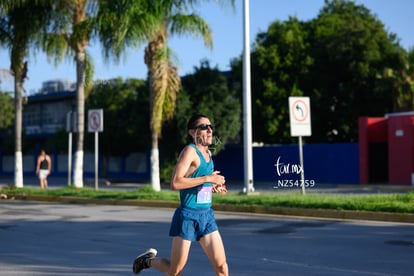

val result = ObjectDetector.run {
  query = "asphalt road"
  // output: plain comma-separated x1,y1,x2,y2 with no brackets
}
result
1,201,413,275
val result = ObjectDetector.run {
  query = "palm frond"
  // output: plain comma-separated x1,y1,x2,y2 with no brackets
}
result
169,13,212,48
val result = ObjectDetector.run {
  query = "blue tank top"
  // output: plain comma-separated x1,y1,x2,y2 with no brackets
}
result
179,143,214,209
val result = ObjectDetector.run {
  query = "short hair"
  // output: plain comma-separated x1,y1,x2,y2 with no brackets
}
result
187,114,209,130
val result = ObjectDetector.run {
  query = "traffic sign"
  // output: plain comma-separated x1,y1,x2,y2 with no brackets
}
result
88,109,103,132
289,97,311,136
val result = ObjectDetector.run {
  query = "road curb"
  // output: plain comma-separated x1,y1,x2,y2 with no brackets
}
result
4,194,414,224
212,203,414,223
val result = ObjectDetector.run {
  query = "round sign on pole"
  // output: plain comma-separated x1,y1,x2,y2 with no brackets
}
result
88,109,103,132
288,97,311,137
291,99,309,122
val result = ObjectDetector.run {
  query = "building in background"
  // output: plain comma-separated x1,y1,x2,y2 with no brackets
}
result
23,79,76,136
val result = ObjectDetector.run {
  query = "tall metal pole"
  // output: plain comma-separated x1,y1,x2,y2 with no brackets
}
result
243,0,254,193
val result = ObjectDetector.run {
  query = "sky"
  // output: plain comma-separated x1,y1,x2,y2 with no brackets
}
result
1,0,413,93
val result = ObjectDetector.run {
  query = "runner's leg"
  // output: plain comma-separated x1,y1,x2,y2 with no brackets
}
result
167,236,191,276
199,230,228,276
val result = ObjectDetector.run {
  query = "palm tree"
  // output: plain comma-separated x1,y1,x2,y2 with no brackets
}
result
379,48,414,112
43,0,96,188
98,0,234,191
143,3,183,192
144,0,237,191
0,0,54,187
67,1,95,188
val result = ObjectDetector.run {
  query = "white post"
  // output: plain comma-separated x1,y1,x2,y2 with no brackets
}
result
298,136,306,195
95,131,99,190
242,0,254,193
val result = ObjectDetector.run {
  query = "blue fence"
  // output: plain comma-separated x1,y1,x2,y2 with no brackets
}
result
213,143,359,184
0,143,360,185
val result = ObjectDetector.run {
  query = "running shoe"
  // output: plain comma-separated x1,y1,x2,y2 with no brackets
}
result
132,248,157,274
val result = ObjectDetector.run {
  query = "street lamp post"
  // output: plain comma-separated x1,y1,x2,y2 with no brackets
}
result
242,0,255,194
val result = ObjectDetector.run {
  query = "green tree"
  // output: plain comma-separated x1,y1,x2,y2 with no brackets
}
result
85,78,150,178
231,0,406,144
85,78,150,155
0,90,13,129
160,60,241,182
0,0,54,187
231,17,313,144
309,0,405,142
378,47,414,112
252,17,312,144
407,47,414,106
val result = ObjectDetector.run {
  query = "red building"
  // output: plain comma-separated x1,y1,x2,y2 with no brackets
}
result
359,113,414,185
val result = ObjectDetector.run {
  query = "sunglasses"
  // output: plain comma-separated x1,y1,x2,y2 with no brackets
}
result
195,124,214,131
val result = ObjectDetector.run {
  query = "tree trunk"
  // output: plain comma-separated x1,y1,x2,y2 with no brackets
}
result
73,51,86,188
150,131,161,191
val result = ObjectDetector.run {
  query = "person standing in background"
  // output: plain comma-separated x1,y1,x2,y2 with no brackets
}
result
36,149,51,189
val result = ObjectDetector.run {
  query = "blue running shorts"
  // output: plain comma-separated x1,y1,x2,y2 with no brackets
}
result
169,206,218,241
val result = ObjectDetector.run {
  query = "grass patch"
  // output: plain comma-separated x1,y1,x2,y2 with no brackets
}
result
213,192,414,213
1,185,179,201
1,186,414,214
